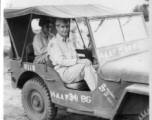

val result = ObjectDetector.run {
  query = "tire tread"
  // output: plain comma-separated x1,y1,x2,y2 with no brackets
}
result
22,77,57,120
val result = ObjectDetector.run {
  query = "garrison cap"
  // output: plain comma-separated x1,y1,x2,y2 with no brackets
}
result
39,17,53,27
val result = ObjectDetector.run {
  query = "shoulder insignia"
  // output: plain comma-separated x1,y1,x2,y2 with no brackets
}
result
50,43,54,48
67,38,71,42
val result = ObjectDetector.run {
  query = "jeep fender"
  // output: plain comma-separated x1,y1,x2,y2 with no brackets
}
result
10,60,62,89
111,83,149,120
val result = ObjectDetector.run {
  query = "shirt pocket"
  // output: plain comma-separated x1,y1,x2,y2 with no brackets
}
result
68,44,77,58
63,50,72,58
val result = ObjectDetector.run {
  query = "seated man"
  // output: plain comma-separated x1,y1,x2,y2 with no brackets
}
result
48,18,97,91
33,17,54,64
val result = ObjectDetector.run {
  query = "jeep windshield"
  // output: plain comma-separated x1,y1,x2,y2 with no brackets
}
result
89,15,148,48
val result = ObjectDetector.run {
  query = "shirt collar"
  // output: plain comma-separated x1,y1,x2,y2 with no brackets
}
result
40,31,49,38
56,33,70,42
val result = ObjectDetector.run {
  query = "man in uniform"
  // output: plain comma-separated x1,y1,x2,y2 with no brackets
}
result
48,18,97,91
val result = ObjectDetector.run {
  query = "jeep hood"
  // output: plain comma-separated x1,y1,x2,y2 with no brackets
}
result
100,51,149,84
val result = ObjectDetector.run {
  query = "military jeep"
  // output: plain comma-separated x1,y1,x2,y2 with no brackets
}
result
4,4,149,120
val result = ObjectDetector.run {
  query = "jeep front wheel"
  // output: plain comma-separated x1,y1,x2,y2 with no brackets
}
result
22,77,57,120
138,108,149,120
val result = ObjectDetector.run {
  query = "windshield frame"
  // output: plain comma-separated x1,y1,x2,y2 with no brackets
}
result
88,14,149,49
85,13,149,65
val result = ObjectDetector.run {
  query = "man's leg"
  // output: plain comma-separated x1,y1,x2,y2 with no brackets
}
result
57,64,98,91
82,66,98,91
57,64,84,83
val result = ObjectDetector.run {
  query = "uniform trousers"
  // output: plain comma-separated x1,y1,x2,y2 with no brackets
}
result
56,64,98,91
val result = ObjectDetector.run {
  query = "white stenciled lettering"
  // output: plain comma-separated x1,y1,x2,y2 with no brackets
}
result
112,49,116,55
104,52,109,59
132,43,139,51
124,45,133,53
50,91,55,97
32,65,35,71
99,52,105,60
117,45,124,55
99,83,115,99
29,65,32,71
51,91,78,102
56,93,60,99
65,94,69,100
68,93,78,102
108,51,113,57
27,65,30,70
107,88,115,99
81,95,91,103
117,43,139,56
104,91,109,96
24,64,27,70
23,64,35,72
50,91,92,103
99,49,116,60
69,93,73,101
60,94,64,100
72,94,78,102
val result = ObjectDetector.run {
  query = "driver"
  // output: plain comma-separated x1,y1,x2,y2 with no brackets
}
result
33,17,54,64
48,18,97,91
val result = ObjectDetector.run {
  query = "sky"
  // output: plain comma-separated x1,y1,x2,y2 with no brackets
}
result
4,0,147,12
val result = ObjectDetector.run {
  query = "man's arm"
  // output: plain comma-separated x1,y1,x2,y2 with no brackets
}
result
48,42,77,66
73,42,91,66
33,35,47,54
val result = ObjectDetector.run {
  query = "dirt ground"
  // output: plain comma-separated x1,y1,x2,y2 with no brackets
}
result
3,56,103,120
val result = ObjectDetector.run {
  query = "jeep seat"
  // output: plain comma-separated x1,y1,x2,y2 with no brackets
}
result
65,80,90,91
26,43,35,62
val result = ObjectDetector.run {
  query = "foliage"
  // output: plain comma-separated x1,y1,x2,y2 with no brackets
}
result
133,2,149,21
4,45,10,57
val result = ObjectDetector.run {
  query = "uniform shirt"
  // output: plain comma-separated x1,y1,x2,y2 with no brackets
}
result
33,32,54,56
33,32,54,63
48,34,77,68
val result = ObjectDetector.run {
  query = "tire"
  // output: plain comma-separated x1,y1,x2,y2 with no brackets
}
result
114,108,149,120
22,77,57,120
138,108,149,120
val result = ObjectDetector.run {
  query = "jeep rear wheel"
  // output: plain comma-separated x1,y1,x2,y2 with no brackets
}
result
22,77,57,120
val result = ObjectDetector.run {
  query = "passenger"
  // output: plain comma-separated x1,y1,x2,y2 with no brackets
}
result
33,17,54,64
48,18,97,91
